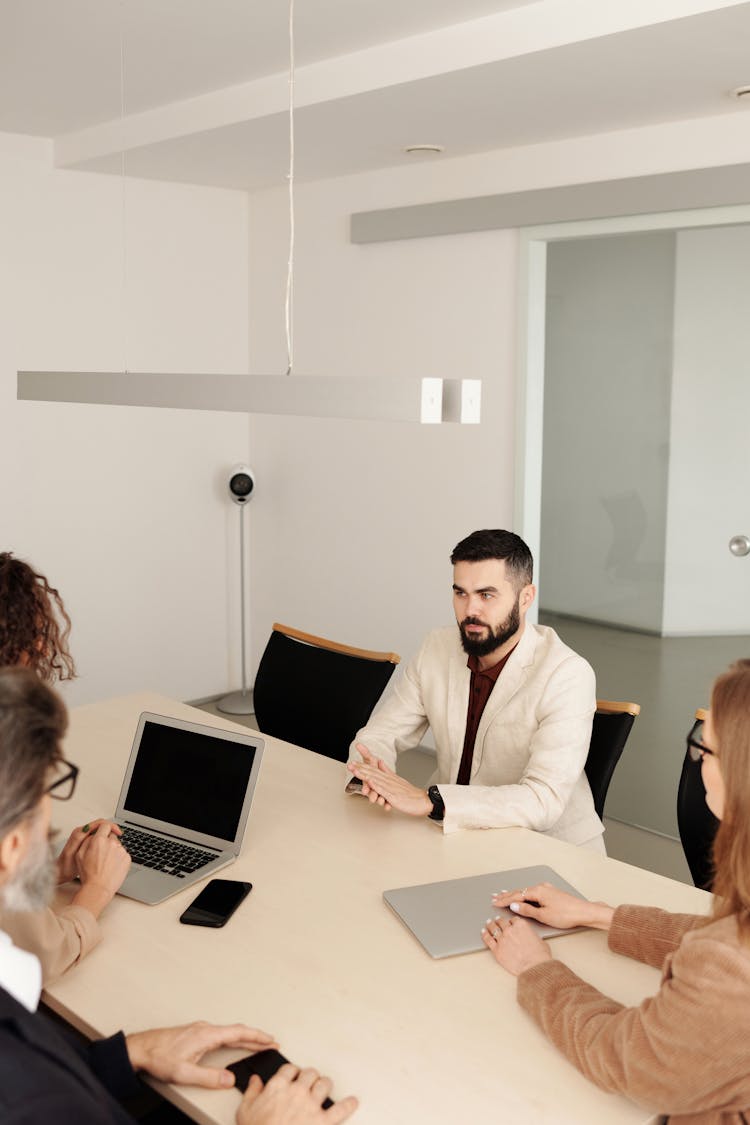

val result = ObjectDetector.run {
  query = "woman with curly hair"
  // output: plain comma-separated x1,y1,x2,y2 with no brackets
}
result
483,658,750,1124
0,552,129,982
0,551,76,683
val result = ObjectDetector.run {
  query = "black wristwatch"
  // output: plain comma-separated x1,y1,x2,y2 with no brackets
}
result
427,784,445,822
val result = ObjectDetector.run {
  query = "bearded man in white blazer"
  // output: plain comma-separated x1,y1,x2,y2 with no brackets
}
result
347,530,604,851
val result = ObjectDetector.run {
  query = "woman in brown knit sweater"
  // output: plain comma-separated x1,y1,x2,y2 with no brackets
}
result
0,552,130,981
483,658,750,1125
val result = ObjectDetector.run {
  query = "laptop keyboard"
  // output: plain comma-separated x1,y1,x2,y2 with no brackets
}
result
118,825,217,877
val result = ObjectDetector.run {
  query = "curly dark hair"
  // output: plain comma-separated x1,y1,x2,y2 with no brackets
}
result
0,552,76,683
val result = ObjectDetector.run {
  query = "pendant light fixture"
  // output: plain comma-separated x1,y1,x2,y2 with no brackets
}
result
17,1,481,425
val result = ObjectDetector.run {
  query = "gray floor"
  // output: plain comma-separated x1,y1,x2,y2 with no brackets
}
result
194,697,694,885
540,612,750,840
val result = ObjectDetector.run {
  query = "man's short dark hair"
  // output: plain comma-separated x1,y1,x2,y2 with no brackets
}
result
0,667,66,836
450,529,533,590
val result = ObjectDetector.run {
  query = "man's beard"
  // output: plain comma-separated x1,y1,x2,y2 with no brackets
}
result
2,832,57,913
458,596,521,658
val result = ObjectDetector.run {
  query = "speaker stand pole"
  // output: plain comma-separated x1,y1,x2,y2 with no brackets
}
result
217,501,254,715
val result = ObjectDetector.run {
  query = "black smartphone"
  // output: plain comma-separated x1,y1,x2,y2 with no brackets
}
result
228,1049,334,1109
179,879,252,927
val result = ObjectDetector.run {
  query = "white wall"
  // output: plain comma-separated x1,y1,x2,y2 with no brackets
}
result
540,233,675,631
663,224,750,634
1,132,251,706
246,176,518,668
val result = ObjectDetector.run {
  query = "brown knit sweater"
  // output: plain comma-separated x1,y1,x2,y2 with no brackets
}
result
517,904,750,1124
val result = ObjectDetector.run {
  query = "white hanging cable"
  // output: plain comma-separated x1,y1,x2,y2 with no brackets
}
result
284,0,295,375
119,3,128,374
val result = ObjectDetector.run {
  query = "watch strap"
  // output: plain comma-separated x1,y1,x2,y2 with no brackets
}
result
427,784,445,821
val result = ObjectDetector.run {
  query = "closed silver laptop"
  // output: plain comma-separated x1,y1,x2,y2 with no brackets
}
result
383,865,586,958
113,711,264,905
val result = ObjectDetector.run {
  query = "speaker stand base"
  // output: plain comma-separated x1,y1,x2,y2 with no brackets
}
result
216,690,255,716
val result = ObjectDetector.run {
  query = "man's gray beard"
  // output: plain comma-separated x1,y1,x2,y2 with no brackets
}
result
2,834,57,913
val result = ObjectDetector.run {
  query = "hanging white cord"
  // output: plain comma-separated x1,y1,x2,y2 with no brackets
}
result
284,0,295,375
119,4,128,374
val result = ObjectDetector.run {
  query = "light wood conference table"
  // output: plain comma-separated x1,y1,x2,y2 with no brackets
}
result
45,692,711,1125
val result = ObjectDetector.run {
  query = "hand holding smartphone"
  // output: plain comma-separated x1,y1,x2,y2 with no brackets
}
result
228,1049,334,1109
179,878,252,927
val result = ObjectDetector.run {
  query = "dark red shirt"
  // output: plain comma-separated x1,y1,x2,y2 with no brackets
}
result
456,646,517,785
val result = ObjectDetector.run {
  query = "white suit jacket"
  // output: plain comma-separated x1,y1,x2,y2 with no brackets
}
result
352,623,603,844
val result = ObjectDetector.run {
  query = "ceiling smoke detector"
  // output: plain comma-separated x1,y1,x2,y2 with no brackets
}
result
403,144,445,156
731,85,750,100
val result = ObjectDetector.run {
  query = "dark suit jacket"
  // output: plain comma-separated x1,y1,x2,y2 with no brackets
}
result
0,984,141,1123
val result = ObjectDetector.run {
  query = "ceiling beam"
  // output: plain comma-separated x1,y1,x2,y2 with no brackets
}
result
54,0,742,171
351,162,750,243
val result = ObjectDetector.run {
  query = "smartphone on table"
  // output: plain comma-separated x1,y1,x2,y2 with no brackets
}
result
179,878,252,927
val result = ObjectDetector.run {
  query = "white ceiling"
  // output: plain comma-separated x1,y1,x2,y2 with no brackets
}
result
0,0,534,132
2,0,750,190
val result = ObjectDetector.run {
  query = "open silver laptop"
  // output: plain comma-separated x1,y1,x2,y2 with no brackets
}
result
383,865,587,958
113,711,264,905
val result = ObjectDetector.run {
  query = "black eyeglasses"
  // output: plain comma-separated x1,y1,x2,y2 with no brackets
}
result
45,758,79,801
687,719,717,763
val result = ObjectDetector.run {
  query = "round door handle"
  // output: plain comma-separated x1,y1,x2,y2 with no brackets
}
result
729,535,750,557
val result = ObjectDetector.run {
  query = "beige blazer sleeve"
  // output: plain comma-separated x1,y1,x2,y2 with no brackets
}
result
516,912,750,1122
349,646,432,771
0,904,102,984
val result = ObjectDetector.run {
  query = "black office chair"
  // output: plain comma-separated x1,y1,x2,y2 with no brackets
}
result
253,622,400,763
584,699,640,820
677,708,719,890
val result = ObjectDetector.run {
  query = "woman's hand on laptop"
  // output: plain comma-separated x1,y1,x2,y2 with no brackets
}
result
491,883,614,932
70,822,132,918
481,914,551,976
56,818,123,884
126,1021,278,1089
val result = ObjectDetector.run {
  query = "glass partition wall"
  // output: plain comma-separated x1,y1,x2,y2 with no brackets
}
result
520,211,750,840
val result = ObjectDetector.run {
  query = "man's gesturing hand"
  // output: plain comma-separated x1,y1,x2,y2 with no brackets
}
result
347,744,431,817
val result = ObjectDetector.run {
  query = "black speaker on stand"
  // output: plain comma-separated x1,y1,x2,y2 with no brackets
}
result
217,465,256,715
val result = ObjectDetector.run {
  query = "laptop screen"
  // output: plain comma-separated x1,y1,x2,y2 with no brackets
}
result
123,719,258,842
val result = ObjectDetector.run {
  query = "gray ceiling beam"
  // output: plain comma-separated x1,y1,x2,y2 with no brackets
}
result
350,164,750,243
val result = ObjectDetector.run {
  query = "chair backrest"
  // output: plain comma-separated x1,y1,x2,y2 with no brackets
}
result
584,700,640,820
253,623,400,763
677,707,720,890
